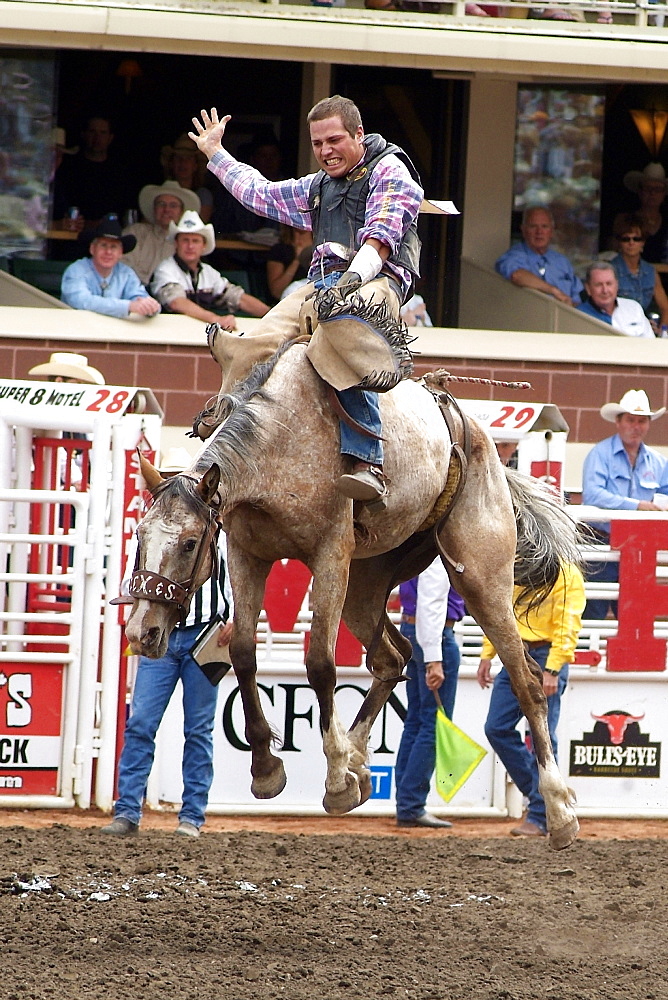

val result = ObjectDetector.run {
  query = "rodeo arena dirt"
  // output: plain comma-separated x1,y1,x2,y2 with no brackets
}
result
1,810,667,1000
2,379,668,1000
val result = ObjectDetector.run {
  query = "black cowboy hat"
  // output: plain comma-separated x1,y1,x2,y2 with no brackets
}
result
80,213,136,254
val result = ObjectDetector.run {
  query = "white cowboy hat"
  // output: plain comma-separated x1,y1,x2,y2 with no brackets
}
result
600,389,666,422
158,446,195,473
28,352,105,385
137,180,201,224
623,162,668,194
51,127,78,155
168,210,216,256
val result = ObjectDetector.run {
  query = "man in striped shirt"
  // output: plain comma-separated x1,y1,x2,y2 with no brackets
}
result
102,491,232,839
190,96,423,510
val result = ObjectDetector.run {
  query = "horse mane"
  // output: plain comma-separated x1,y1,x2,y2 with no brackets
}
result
193,338,302,491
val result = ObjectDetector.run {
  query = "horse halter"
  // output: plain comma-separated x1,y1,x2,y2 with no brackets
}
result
113,476,222,620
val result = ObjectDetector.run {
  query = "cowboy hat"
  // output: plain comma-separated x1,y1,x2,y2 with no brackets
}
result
168,210,215,256
28,352,105,385
51,127,78,155
160,133,202,164
138,180,200,224
305,286,414,393
600,389,666,422
158,446,195,474
81,213,136,254
623,162,668,194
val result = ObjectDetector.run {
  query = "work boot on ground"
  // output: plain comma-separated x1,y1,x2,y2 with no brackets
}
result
100,816,138,837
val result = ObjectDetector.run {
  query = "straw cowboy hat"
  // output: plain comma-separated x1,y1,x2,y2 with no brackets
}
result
51,127,78,155
600,389,666,422
81,213,136,254
168,210,215,256
28,352,105,385
623,162,668,194
138,180,201,224
158,446,195,474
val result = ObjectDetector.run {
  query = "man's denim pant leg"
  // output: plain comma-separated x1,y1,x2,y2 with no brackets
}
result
336,387,383,465
483,643,568,832
394,622,460,822
114,623,218,828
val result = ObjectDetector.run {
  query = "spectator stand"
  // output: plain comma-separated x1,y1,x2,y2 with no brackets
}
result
0,379,162,810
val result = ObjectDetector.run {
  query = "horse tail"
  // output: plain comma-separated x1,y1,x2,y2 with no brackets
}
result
504,466,583,615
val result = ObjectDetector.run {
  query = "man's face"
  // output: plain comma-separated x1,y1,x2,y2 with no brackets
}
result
309,116,365,179
638,180,666,210
154,195,184,230
521,210,553,254
616,412,651,448
586,268,618,314
82,118,113,157
90,237,123,275
175,233,205,265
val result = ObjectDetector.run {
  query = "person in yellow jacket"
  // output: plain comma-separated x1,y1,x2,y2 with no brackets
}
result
476,562,585,838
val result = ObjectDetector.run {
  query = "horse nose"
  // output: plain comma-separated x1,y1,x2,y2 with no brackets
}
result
141,625,162,653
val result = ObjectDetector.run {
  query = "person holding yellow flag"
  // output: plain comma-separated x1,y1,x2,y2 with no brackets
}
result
476,562,585,838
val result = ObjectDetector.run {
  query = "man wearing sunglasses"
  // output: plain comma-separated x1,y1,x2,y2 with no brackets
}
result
577,260,654,338
495,205,584,307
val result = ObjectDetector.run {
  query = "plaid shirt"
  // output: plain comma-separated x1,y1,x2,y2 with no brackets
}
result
208,145,423,298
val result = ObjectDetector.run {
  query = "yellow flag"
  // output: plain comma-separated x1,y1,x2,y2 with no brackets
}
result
435,708,487,802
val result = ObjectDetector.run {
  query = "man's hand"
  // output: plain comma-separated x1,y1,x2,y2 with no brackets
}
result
638,500,662,511
335,270,362,292
477,658,493,689
129,296,161,316
542,670,559,697
217,313,237,330
217,621,233,646
550,286,574,306
425,661,444,691
190,108,231,161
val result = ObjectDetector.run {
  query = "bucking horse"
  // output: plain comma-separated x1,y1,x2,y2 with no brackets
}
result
122,330,582,850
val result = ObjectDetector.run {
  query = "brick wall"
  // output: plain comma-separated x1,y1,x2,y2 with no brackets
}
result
4,335,668,449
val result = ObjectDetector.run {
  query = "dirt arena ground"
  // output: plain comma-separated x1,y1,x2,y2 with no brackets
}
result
1,810,665,1000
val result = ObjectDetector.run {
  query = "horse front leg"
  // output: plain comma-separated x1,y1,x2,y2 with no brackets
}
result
227,542,286,800
306,549,360,816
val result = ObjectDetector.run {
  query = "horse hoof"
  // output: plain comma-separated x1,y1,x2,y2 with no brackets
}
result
548,814,579,851
322,772,361,816
251,761,287,800
358,768,372,805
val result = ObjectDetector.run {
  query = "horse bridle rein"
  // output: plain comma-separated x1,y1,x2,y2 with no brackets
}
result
111,475,222,620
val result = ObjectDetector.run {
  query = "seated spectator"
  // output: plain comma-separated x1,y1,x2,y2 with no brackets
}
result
495,206,583,306
122,180,201,285
577,261,654,337
160,133,213,223
401,291,433,327
620,162,668,264
28,351,104,385
150,210,269,328
610,213,668,333
61,214,161,319
52,115,132,235
266,225,313,301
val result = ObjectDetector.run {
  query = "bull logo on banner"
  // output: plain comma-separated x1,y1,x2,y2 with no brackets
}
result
570,709,660,778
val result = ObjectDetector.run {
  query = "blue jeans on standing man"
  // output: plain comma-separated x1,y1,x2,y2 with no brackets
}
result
114,623,218,829
483,643,568,833
395,622,460,822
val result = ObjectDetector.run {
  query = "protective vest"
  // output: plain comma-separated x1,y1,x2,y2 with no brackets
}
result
307,133,422,286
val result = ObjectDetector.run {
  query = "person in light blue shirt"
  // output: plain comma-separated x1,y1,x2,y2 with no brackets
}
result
61,213,161,319
582,388,668,618
495,205,584,306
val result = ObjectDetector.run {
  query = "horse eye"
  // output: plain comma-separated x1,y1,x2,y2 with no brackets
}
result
183,539,197,553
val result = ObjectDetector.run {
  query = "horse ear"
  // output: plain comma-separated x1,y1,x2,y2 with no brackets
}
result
138,448,164,493
197,463,221,505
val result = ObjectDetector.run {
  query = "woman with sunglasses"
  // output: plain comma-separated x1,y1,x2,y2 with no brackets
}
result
611,212,668,334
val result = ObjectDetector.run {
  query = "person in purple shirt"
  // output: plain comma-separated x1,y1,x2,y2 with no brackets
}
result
190,96,423,512
395,559,465,829
495,206,583,306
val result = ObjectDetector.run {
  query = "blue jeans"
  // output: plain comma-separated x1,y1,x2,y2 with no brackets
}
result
395,622,460,822
483,643,568,832
115,623,218,828
315,270,384,465
584,556,617,620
